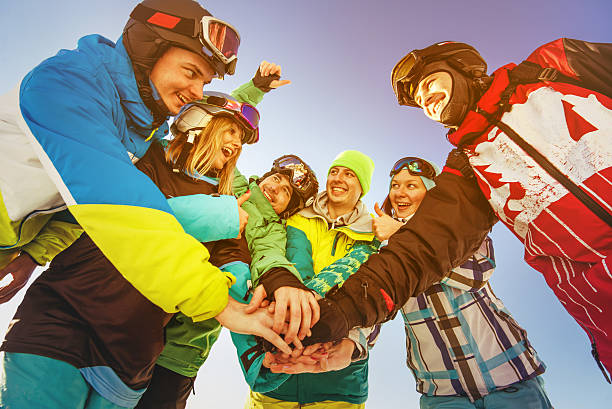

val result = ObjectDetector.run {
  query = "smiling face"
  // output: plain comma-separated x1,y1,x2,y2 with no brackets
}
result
326,166,362,217
414,71,453,122
389,169,427,218
258,173,294,215
211,122,243,170
149,46,217,115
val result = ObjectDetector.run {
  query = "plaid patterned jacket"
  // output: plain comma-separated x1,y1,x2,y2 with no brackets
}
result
400,236,545,401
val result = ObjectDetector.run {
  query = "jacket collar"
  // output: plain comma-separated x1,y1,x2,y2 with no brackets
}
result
299,191,373,234
447,64,516,147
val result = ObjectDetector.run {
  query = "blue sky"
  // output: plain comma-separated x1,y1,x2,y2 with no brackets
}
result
1,1,611,408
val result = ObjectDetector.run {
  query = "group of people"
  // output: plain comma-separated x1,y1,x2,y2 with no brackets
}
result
0,0,610,408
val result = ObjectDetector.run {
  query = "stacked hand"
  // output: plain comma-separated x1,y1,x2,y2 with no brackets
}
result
264,339,355,374
246,285,320,348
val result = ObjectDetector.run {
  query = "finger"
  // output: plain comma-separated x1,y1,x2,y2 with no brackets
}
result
0,284,23,304
308,293,320,327
260,328,292,355
245,285,266,313
302,343,321,356
272,296,288,334
268,63,281,76
268,301,276,314
291,336,304,350
297,295,312,340
284,298,301,343
374,202,385,217
269,79,291,89
236,190,251,206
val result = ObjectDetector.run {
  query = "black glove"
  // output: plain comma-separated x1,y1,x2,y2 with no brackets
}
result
444,148,475,179
301,297,349,346
252,68,280,92
259,267,310,300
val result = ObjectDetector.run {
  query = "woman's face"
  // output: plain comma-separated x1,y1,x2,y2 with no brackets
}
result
414,71,452,122
389,169,427,218
211,122,242,170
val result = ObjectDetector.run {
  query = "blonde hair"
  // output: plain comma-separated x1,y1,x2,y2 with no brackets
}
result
165,116,243,195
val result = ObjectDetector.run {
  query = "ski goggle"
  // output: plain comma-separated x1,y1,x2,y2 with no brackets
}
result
391,52,423,106
131,4,240,76
389,157,437,180
273,155,315,196
199,16,240,75
173,95,260,144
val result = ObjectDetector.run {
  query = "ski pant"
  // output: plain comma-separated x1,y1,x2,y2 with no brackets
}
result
0,352,128,409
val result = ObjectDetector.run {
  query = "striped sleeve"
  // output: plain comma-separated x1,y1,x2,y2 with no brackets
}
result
441,236,495,292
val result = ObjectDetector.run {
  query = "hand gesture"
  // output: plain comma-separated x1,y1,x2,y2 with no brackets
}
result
215,297,292,355
372,202,404,241
252,61,291,92
236,191,251,239
0,253,38,304
246,285,320,347
269,339,355,374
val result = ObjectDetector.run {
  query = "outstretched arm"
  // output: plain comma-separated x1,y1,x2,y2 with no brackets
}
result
303,150,498,344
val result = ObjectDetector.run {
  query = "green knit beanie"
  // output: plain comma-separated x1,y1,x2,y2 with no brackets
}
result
328,150,375,198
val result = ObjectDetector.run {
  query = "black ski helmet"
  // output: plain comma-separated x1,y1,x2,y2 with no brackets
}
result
391,41,488,127
123,0,240,126
260,155,319,219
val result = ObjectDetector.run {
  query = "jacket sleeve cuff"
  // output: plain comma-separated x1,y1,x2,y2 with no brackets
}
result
260,267,309,299
231,80,265,106
168,194,239,242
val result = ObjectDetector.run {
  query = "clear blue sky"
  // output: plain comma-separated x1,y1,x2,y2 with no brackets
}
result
1,1,611,408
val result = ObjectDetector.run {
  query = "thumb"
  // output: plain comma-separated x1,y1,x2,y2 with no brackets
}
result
236,190,251,206
374,202,385,217
269,79,292,89
245,285,267,313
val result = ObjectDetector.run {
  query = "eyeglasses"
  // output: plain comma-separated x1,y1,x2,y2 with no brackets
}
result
273,155,314,195
131,4,240,76
390,157,437,180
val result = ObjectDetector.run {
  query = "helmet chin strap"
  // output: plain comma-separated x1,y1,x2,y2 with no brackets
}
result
439,70,472,127
418,61,487,128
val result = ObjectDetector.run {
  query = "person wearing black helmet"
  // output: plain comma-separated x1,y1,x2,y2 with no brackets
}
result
0,0,295,367
138,154,320,409
0,66,296,408
303,39,612,384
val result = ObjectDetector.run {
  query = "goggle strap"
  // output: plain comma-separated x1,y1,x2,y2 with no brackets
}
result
172,129,199,173
130,4,197,37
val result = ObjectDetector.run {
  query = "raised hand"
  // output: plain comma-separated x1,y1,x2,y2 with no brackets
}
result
372,202,404,241
236,190,251,239
252,61,291,92
0,253,38,304
215,297,292,355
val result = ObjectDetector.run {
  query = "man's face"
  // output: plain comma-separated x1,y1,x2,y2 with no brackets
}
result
150,47,217,115
414,71,452,122
258,173,294,215
326,166,362,209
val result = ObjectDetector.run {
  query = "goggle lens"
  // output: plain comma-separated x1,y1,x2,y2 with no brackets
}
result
240,104,260,130
206,21,240,59
390,157,437,180
275,157,311,192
